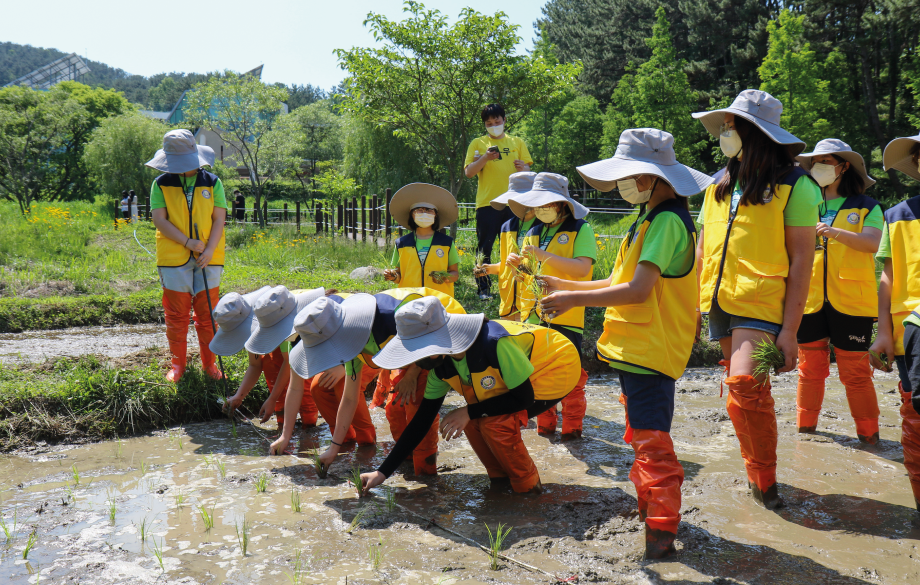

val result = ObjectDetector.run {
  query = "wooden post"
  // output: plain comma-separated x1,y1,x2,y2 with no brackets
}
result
263,200,268,225
361,197,367,242
371,195,378,241
283,203,288,222
337,204,344,237
385,188,393,245
315,202,322,234
351,197,358,241
144,192,151,221
295,201,301,233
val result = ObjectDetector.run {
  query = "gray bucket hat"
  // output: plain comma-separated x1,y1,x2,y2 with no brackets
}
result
508,173,589,221
145,129,212,174
389,183,459,230
209,286,272,356
198,145,216,168
373,296,485,370
577,129,714,197
245,286,325,355
797,139,876,189
883,133,920,182
288,294,378,379
490,172,537,217
692,90,806,156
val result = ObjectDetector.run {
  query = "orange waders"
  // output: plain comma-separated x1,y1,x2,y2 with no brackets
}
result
464,411,538,492
537,369,588,436
725,373,781,507
163,287,221,381
310,370,377,445
901,385,920,511
262,350,318,430
380,369,439,475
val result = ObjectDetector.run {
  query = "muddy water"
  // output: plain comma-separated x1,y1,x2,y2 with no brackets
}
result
0,324,170,364
1,367,918,584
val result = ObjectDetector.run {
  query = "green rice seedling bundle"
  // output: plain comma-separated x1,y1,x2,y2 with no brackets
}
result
215,457,227,480
868,350,892,372
384,486,396,513
255,472,270,493
472,251,488,278
309,448,327,479
235,515,251,556
22,531,37,560
428,270,451,283
367,535,385,570
751,339,785,378
290,488,302,513
348,465,363,495
198,505,215,531
484,522,512,570
137,515,150,544
150,537,165,571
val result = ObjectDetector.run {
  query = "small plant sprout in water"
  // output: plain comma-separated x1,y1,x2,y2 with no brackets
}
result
347,506,368,533
286,549,309,584
367,534,385,570
215,457,227,480
235,515,251,557
70,464,80,485
384,486,397,513
150,536,165,571
484,522,512,570
348,465,363,495
0,509,19,544
290,488,302,513
107,491,117,524
113,438,124,459
309,448,327,479
198,505,215,531
139,460,147,475
22,530,37,560
173,490,185,511
751,338,785,379
137,515,151,545
255,472,270,493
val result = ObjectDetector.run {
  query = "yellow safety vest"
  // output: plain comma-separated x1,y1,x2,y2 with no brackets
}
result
395,232,455,297
519,216,593,328
155,170,225,267
804,195,880,318
886,197,920,318
596,200,698,380
435,320,579,404
497,217,543,318
700,167,809,325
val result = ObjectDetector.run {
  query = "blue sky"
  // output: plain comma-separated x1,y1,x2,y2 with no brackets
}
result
0,0,546,90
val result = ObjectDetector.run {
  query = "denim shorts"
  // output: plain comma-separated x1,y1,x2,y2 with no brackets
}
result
707,299,782,341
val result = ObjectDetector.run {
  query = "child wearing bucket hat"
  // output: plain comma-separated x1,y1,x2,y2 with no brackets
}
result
384,183,460,297
146,129,230,383
794,139,882,443
509,172,595,439
540,128,712,559
868,132,920,516
358,296,582,495
271,289,466,475
477,172,543,321
693,90,822,510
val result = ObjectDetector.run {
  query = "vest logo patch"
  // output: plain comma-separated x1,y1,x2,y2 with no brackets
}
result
557,234,569,245
436,248,444,258
202,190,211,199
480,375,496,390
762,189,774,204
847,212,859,225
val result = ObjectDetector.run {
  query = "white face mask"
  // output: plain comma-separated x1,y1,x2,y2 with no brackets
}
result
720,124,743,158
486,123,504,138
413,213,435,228
810,162,843,187
617,178,653,204
535,206,559,224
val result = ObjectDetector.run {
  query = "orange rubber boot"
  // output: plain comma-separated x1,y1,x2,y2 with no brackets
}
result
162,288,192,382
384,370,437,473
630,429,684,559
274,385,287,430
725,374,782,509
371,372,389,408
835,348,880,443
900,385,920,512
298,376,319,427
192,287,223,379
308,375,357,442
345,367,378,443
560,368,589,438
536,404,558,435
796,341,829,433
466,414,541,493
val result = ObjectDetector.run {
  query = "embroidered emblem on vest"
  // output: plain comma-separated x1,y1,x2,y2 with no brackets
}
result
436,249,444,258
202,190,211,199
847,212,859,225
557,234,569,245
480,375,496,390
762,189,774,204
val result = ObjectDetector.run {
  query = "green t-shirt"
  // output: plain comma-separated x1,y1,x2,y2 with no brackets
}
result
819,197,883,230
279,341,291,353
390,235,461,267
698,175,822,228
516,217,536,249
344,335,382,377
423,336,535,400
150,174,228,211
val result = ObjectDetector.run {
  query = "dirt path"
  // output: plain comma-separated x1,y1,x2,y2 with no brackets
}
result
0,366,917,583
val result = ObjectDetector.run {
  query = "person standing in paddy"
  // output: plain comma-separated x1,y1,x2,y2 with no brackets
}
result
869,132,920,517
146,129,229,383
511,173,595,439
464,103,533,300
795,140,882,443
694,90,821,509
479,172,542,321
540,128,712,559
384,183,460,297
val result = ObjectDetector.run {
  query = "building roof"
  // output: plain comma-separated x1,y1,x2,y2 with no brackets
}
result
3,53,90,90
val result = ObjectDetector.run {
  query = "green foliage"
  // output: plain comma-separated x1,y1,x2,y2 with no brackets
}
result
147,76,183,112
549,96,604,182
83,112,167,200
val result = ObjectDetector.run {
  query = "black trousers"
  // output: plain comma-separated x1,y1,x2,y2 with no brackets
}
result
475,206,513,295
896,323,920,413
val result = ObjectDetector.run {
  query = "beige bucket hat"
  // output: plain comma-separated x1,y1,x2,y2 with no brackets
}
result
490,172,537,217
208,286,271,356
389,183,459,230
508,173,589,220
692,90,806,156
245,286,325,354
145,129,212,173
797,139,876,189
883,133,920,182
287,294,377,379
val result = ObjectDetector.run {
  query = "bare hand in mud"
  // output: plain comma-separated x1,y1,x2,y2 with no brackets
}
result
185,238,205,253
440,407,470,440
318,447,337,469
196,248,214,269
269,435,289,456
540,291,575,321
868,336,894,372
774,329,798,373
360,471,386,496
317,365,346,389
258,398,276,423
223,394,242,414
393,372,419,407
383,268,400,282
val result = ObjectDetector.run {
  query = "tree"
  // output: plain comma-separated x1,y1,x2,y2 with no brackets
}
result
148,76,182,111
549,96,604,183
334,1,581,207
84,112,168,202
603,7,706,170
315,163,360,247
287,100,344,190
285,84,329,110
342,114,433,198
183,72,291,227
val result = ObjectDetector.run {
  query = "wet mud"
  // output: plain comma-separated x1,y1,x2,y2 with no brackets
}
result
0,324,170,364
1,365,919,583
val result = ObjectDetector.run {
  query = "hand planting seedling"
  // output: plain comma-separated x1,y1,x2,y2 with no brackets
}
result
868,350,892,372
751,339,785,378
484,522,512,570
310,448,328,479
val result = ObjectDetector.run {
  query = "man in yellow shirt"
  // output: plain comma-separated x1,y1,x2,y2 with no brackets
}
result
465,104,533,299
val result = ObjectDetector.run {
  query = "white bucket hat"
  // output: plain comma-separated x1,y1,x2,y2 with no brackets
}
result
797,139,876,189
490,172,537,217
373,296,485,370
198,145,216,168
883,133,920,182
245,286,325,355
389,183,459,230
692,89,806,156
288,294,378,379
145,129,212,174
577,129,714,197
208,286,272,356
508,173,589,221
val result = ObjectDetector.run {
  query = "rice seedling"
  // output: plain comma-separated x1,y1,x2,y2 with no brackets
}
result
286,549,309,584
290,488,302,513
235,515,251,556
0,509,18,544
428,270,451,283
113,439,124,459
150,537,165,571
868,350,892,372
751,338,785,378
22,531,37,560
137,515,151,544
198,505,215,531
173,490,185,510
107,492,117,524
139,460,147,475
255,472,270,493
70,464,80,485
348,465,363,494
230,418,238,438
472,251,488,278
309,448,327,479
215,457,227,480
484,522,512,570
384,486,397,513
201,454,212,469
367,534,385,570
346,506,367,533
